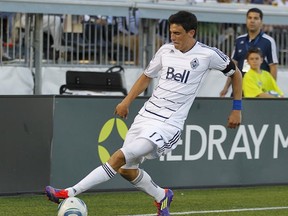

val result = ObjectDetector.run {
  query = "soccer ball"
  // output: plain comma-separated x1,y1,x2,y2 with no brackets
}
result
57,197,88,216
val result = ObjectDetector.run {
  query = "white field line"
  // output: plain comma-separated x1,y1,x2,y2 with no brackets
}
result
120,206,288,216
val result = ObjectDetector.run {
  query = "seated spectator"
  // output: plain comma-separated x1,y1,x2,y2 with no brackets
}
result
0,12,15,62
42,15,63,51
113,9,140,65
83,15,112,45
113,9,163,65
243,47,284,98
0,39,13,62
0,12,14,45
16,14,63,51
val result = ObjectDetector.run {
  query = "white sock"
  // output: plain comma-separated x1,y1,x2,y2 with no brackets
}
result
131,169,165,202
65,162,117,196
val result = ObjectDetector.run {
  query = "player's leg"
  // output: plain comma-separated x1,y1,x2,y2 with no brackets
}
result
67,150,125,195
45,118,143,204
119,137,173,215
45,149,125,204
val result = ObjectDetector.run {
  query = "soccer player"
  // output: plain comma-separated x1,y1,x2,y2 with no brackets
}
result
46,11,242,216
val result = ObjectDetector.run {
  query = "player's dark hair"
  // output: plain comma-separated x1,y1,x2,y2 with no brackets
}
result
168,11,197,33
246,47,263,59
247,8,263,20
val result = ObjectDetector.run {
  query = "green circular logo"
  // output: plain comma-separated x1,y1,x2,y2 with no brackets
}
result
97,118,128,163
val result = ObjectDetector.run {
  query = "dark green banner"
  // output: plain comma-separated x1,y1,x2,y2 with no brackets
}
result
51,97,288,190
0,96,53,194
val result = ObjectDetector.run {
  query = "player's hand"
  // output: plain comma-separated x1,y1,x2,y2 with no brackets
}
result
114,102,129,119
220,89,228,97
227,110,241,129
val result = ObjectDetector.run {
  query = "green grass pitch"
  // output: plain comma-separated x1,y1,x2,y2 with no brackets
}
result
0,185,288,215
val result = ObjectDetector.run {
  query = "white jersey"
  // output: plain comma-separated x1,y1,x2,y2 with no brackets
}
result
138,42,235,130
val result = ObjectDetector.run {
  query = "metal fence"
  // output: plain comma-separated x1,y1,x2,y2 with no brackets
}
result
1,13,287,68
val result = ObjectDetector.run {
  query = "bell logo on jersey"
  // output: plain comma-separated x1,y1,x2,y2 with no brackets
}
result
166,67,190,83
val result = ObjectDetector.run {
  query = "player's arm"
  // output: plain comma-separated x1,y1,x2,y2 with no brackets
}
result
269,63,278,80
228,66,242,129
258,92,279,98
219,60,238,97
115,73,152,118
220,77,232,97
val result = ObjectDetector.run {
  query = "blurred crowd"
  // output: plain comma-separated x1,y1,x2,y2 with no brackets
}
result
0,1,287,99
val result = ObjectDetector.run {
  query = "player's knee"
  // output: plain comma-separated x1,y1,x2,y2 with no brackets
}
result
118,168,128,176
119,168,138,181
108,149,126,171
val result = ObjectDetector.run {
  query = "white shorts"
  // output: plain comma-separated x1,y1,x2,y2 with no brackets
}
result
121,115,181,169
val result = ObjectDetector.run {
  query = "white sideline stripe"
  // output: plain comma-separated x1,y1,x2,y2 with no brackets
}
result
121,206,288,216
